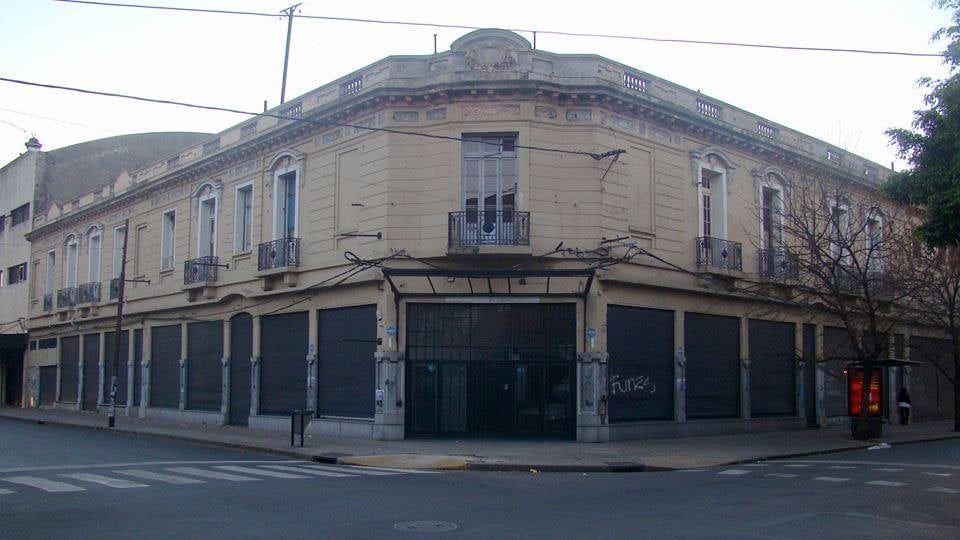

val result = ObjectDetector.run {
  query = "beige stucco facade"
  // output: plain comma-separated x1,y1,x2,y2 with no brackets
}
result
21,29,950,440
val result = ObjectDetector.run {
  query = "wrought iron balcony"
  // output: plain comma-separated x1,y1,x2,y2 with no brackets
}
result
78,282,101,304
696,236,742,271
448,210,530,248
258,237,301,271
43,293,53,312
109,277,121,300
758,248,799,279
835,266,891,296
57,287,78,308
184,256,220,285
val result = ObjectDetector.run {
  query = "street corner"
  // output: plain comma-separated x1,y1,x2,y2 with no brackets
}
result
337,453,471,471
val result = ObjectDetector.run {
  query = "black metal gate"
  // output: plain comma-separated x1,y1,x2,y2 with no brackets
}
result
82,333,100,411
229,314,253,425
132,330,143,407
59,336,79,403
187,321,223,411
39,366,56,406
406,303,576,439
150,325,182,409
803,324,818,426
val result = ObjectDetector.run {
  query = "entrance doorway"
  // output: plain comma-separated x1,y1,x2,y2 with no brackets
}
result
406,303,576,439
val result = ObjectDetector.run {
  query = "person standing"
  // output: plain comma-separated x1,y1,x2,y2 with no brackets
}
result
897,387,912,425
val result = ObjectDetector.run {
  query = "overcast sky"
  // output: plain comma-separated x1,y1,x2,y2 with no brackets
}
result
0,0,951,171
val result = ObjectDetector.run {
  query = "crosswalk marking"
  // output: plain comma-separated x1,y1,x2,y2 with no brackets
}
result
166,467,260,482
0,488,15,495
926,487,959,494
214,465,309,479
783,464,812,468
114,469,204,485
718,469,750,476
258,465,354,478
923,472,952,477
828,465,857,470
3,476,85,493
743,463,769,468
338,464,438,474
873,468,904,472
60,473,148,489
813,476,849,483
765,473,799,478
867,480,906,487
300,464,399,476
672,469,707,473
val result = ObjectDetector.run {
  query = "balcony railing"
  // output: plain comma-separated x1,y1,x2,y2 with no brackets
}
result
835,266,891,296
78,282,101,304
696,236,742,271
43,293,53,312
109,277,121,300
184,256,220,285
448,210,530,248
758,248,799,279
258,237,301,271
57,287,78,308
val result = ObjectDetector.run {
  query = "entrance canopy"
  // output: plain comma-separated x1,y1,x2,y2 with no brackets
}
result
381,267,595,299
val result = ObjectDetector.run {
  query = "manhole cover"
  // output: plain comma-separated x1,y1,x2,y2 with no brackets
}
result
394,521,459,533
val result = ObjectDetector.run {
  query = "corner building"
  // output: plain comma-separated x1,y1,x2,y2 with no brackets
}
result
25,30,938,441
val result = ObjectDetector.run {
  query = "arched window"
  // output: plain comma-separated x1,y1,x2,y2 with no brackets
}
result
85,225,102,283
756,168,787,251
192,182,220,258
691,148,737,240
266,151,305,241
64,234,79,288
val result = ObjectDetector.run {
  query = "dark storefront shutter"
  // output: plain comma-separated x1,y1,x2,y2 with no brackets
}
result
607,306,675,422
39,366,57,405
150,324,182,408
82,333,101,411
318,305,377,418
187,321,223,411
228,314,253,425
58,336,79,403
822,327,853,417
749,319,796,417
685,313,740,419
910,337,953,419
259,312,308,415
103,331,129,406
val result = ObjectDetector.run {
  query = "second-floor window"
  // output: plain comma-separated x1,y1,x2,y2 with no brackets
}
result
86,228,101,283
461,133,518,239
866,213,883,271
7,263,27,285
235,184,252,252
45,250,55,295
197,193,217,257
112,226,125,279
700,169,724,238
274,170,298,240
829,202,850,263
161,210,176,269
760,184,784,250
65,236,78,288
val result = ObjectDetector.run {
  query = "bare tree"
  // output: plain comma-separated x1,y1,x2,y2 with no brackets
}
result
743,173,917,439
899,244,960,431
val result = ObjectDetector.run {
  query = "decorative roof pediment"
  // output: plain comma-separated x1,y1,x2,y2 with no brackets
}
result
451,29,530,72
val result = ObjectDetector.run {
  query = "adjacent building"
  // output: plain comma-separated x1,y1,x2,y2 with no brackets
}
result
21,29,954,441
0,132,210,407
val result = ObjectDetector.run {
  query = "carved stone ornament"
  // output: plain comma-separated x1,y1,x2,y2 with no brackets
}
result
465,44,518,72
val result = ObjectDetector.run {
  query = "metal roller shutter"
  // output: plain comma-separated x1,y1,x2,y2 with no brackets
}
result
259,312,308,416
607,306,675,422
685,313,740,419
187,321,223,411
318,305,377,418
82,333,100,411
228,314,252,425
103,331,129,406
749,319,796,417
150,325,181,408
39,366,57,405
58,336,79,403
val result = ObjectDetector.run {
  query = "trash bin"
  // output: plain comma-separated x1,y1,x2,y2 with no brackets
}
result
291,409,315,447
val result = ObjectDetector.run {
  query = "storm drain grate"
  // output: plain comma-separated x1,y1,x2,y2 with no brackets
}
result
394,521,459,533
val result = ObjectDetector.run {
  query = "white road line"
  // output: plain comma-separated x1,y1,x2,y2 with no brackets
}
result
718,469,750,476
259,465,354,478
765,473,799,478
923,472,952,477
742,463,769,467
214,466,309,479
3,476,85,493
813,476,849,482
783,464,812,468
114,470,204,485
775,460,960,471
0,460,302,475
672,469,707,473
0,488,15,495
866,480,906,487
828,465,857,470
300,464,399,476
59,473,147,489
166,467,260,482
873,468,904,472
926,487,959,494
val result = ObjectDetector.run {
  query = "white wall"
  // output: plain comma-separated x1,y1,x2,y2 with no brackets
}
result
0,149,39,334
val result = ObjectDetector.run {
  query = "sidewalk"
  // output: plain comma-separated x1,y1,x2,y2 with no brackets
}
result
2,406,957,471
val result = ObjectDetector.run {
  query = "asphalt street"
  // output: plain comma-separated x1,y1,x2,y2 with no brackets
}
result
1,417,958,540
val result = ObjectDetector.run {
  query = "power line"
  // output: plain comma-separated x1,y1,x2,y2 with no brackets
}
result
0,106,114,132
0,76,620,160
53,0,944,58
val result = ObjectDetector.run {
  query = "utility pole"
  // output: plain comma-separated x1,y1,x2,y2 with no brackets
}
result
279,3,301,105
107,219,129,428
